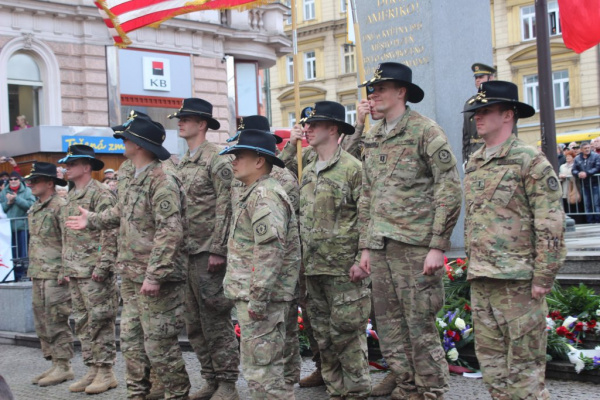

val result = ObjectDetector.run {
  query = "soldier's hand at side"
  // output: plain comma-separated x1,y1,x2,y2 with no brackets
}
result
423,248,444,275
349,264,369,282
58,276,70,285
531,284,551,300
65,206,90,230
207,254,226,273
91,272,105,282
289,124,303,146
248,309,267,321
359,249,371,274
356,99,371,126
140,279,160,297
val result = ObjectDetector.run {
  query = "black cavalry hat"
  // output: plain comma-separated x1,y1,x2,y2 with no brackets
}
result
227,115,283,144
219,129,285,168
471,63,496,77
463,80,535,119
168,98,221,130
359,62,424,104
112,110,171,161
304,101,356,135
24,162,67,186
58,144,105,171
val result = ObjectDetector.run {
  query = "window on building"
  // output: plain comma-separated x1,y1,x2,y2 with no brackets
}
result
345,104,356,125
286,56,294,84
304,51,316,80
288,112,296,127
285,0,292,24
304,0,315,21
342,44,356,74
521,1,561,41
341,0,347,13
7,53,43,130
523,70,570,111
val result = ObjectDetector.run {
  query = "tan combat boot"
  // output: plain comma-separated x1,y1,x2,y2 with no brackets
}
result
189,380,218,400
371,372,396,397
31,360,56,384
38,359,74,386
84,365,118,394
210,381,239,400
298,368,324,387
69,365,99,392
391,386,422,400
146,368,165,400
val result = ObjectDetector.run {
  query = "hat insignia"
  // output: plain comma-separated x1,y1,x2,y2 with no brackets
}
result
308,108,316,117
474,66,480,71
373,68,382,80
31,164,36,172
303,107,313,118
238,118,245,130
123,110,137,128
468,91,488,104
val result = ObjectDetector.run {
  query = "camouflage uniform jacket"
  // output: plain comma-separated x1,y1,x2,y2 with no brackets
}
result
62,179,117,279
358,107,462,251
232,166,299,215
88,160,188,284
27,194,66,280
300,146,362,276
464,135,566,288
224,175,301,315
462,96,484,163
279,124,365,176
176,141,233,256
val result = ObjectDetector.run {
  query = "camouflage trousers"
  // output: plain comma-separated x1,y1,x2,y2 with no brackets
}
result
120,278,190,400
298,263,321,369
185,252,239,382
236,300,300,399
471,279,550,400
69,275,118,366
305,274,371,398
31,278,74,360
370,240,449,395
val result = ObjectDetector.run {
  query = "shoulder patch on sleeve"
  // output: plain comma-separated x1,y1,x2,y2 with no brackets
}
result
218,166,233,181
546,176,560,191
252,209,277,244
432,144,457,172
426,135,447,157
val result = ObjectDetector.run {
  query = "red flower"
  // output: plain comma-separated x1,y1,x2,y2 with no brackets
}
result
464,303,472,312
549,311,564,321
456,258,465,266
445,263,455,281
446,330,461,341
298,317,303,324
444,255,449,264
574,322,585,332
234,323,241,338
587,320,597,330
556,326,569,336
299,324,305,331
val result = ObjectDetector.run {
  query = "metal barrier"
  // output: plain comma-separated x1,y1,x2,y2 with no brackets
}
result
0,216,29,283
562,174,600,223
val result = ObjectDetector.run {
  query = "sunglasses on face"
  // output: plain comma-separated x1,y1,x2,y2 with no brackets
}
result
9,178,20,181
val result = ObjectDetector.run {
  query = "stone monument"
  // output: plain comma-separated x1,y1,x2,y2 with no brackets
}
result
355,0,494,249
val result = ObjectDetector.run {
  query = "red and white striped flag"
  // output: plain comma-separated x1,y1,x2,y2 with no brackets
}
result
95,0,275,47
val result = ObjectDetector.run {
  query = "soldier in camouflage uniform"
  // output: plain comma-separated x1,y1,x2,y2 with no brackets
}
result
358,63,462,400
299,101,371,399
66,112,190,400
463,81,566,400
168,98,240,400
220,129,301,399
25,162,74,387
58,145,119,394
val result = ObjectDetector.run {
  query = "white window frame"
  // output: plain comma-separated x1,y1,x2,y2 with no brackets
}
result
304,0,315,21
285,0,292,25
521,1,561,41
344,104,356,125
341,0,347,13
552,70,570,109
521,5,536,41
342,44,355,74
286,56,294,84
523,74,540,111
288,112,296,127
548,0,561,36
304,51,316,80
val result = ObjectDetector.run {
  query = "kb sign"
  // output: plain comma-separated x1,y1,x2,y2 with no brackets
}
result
142,57,171,92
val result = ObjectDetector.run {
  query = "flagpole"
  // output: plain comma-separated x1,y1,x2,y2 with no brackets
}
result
290,0,302,182
350,0,368,131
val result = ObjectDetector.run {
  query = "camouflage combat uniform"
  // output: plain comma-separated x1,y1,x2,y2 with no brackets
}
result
464,135,566,400
462,96,484,164
28,194,74,362
175,141,240,385
63,179,118,368
300,146,371,399
359,107,462,397
224,175,301,398
88,160,190,400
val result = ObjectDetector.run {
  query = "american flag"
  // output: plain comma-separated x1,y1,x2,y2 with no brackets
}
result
95,0,275,47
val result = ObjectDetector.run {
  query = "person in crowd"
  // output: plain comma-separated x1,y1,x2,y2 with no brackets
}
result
299,101,371,399
103,169,115,180
358,62,462,399
572,141,600,223
557,144,566,166
55,185,68,198
24,162,74,387
13,115,31,131
590,136,600,155
0,171,36,277
463,63,495,165
56,167,66,180
65,111,190,400
463,80,566,399
568,142,581,156
59,145,119,395
168,98,240,400
559,150,578,210
106,179,118,193
0,157,24,176
0,171,8,192
219,129,301,399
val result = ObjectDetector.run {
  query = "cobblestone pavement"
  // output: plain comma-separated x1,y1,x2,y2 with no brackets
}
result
0,345,597,399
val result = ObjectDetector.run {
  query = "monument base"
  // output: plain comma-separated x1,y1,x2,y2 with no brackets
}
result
0,282,34,333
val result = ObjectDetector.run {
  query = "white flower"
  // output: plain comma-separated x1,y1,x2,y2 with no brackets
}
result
454,317,466,331
546,318,555,328
447,348,459,361
596,309,600,317
562,316,578,328
462,328,473,339
566,346,585,374
437,318,447,328
574,358,585,373
454,268,463,277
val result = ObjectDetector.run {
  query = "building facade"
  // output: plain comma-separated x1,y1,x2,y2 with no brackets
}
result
267,0,358,128
491,0,600,145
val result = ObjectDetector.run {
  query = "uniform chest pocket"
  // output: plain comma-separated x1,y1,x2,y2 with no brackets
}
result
489,169,520,207
124,190,147,221
312,177,345,233
390,148,420,181
188,167,213,199
29,214,47,235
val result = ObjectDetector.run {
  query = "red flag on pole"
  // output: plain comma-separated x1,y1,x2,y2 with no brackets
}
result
557,0,600,53
95,0,275,48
